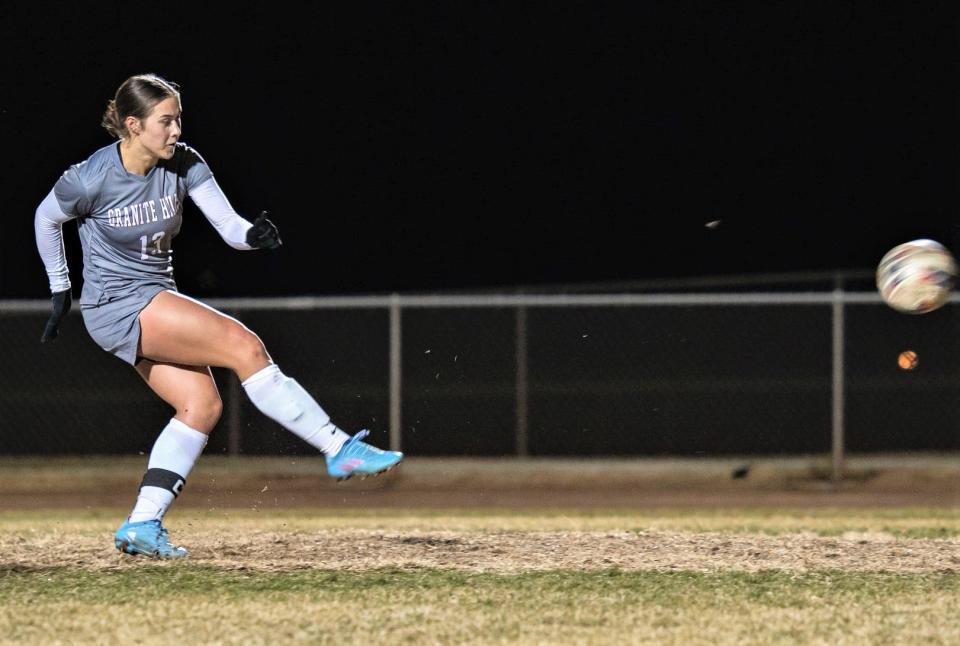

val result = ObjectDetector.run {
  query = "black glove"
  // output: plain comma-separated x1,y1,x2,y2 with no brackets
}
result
246,211,282,250
41,289,72,343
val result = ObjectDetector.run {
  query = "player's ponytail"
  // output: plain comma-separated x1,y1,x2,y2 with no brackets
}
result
100,74,181,140
101,99,124,139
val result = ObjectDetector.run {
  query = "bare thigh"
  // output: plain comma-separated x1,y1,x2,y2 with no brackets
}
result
136,359,223,434
138,290,272,380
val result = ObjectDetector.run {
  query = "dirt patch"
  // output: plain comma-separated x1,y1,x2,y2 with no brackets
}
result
3,529,959,574
2,456,960,510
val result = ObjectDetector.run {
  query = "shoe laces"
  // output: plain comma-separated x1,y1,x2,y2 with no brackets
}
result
147,520,175,550
353,429,370,442
338,430,370,455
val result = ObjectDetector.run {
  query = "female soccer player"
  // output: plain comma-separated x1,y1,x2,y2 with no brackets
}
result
34,74,402,559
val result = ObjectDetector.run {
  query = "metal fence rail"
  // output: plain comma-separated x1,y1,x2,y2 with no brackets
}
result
0,290,900,313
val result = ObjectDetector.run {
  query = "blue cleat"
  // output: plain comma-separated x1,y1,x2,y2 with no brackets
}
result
326,430,403,480
114,519,189,559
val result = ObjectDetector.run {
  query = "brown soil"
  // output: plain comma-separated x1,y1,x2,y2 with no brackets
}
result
2,528,958,574
3,458,959,575
2,455,958,510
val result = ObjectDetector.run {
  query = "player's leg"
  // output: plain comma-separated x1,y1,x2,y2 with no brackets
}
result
136,359,223,434
137,290,348,453
115,360,219,558
137,290,271,381
137,290,403,478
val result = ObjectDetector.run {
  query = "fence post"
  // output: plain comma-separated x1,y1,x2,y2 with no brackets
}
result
389,294,402,453
515,305,529,457
226,309,242,456
227,373,242,456
831,284,845,483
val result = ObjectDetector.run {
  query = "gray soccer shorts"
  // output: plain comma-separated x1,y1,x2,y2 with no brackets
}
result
80,284,170,365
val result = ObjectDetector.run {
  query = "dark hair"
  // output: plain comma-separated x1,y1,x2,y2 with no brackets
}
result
101,74,181,139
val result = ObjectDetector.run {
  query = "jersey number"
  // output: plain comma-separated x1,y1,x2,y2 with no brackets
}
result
140,232,166,260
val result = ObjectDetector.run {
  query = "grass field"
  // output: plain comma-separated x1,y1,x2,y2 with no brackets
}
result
2,458,960,644
4,508,960,644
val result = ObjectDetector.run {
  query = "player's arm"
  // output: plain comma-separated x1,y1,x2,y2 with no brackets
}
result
34,189,75,342
188,177,281,250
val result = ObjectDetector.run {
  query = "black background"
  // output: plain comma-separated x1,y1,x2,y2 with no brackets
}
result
3,2,957,298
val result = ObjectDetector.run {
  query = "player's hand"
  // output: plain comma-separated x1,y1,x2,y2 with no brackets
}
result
40,289,72,343
246,211,282,250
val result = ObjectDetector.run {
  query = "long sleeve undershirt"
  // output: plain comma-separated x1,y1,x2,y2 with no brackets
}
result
34,190,73,293
34,176,254,294
187,177,254,251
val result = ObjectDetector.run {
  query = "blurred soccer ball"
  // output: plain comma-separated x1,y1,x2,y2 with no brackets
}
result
876,239,957,314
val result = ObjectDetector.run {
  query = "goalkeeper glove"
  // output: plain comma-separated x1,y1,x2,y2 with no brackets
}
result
40,289,72,343
246,211,282,250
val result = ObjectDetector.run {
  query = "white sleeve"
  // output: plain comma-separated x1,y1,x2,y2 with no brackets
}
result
188,177,254,250
34,189,74,293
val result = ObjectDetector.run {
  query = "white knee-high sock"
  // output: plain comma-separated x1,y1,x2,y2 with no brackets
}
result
128,418,208,523
242,364,350,455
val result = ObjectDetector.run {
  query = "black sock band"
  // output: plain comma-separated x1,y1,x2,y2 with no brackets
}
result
140,468,186,498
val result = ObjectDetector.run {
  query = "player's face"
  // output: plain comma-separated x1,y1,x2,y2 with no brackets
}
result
136,96,182,160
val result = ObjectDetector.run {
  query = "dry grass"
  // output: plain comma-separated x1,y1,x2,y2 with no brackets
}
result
1,568,959,645
3,507,960,536
3,511,960,574
1,510,960,643
2,456,960,643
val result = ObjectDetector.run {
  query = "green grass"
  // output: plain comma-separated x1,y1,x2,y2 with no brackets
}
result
2,567,958,604
3,508,960,643
2,568,960,644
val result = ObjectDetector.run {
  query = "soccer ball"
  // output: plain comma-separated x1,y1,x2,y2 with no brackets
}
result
876,239,957,314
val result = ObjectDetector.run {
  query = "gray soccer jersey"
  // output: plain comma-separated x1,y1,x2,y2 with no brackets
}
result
53,142,212,306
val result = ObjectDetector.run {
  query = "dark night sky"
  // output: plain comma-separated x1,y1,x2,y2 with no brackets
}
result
2,2,957,298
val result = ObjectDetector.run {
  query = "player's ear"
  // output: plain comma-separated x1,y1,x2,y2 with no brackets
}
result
124,116,141,137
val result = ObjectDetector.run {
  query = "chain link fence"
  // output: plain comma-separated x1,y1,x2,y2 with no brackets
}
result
2,289,958,458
